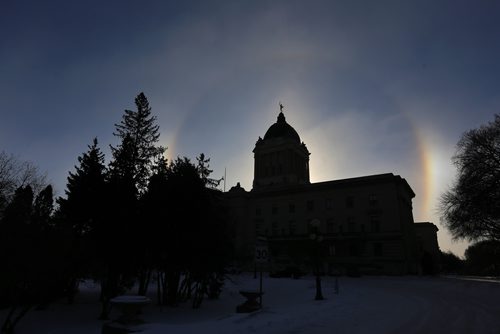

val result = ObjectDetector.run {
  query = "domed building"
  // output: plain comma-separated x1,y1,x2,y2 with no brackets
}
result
253,111,310,189
226,108,440,275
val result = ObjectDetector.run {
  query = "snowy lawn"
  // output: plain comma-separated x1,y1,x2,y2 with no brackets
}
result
3,274,500,334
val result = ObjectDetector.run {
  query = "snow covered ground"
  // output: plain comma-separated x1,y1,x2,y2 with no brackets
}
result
3,274,500,334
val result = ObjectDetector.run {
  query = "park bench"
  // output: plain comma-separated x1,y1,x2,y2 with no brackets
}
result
102,295,151,334
236,290,264,313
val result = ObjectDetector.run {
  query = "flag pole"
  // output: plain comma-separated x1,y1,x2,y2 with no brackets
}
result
224,167,227,192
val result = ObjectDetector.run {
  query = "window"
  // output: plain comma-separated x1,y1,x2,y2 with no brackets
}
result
255,219,263,235
307,200,314,212
272,221,278,236
327,218,335,234
325,198,333,210
346,196,354,208
370,215,380,232
289,203,295,213
348,217,356,233
349,242,359,256
373,243,383,256
289,220,296,235
329,245,336,256
230,223,236,238
359,242,366,255
369,194,378,206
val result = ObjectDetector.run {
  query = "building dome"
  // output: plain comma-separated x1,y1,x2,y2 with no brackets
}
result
263,112,301,143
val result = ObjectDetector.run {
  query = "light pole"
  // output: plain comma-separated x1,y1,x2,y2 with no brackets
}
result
309,219,324,301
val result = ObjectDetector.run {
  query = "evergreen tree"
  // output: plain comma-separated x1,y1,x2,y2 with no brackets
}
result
102,133,141,319
32,185,53,229
110,92,163,195
57,138,107,304
136,153,169,296
146,156,231,307
58,138,106,236
196,153,222,189
104,92,164,313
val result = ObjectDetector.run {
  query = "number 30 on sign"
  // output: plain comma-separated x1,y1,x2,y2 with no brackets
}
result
255,246,268,263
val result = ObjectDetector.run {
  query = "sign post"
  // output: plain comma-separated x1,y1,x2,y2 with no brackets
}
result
255,245,268,264
255,237,268,307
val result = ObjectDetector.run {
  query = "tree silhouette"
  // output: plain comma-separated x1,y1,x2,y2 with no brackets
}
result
96,92,164,317
0,185,65,334
142,156,231,307
464,240,500,276
136,153,168,296
0,151,47,219
58,138,106,236
57,138,107,304
100,147,138,319
32,185,53,228
440,251,464,274
440,114,500,242
110,92,164,195
196,153,222,189
0,186,35,334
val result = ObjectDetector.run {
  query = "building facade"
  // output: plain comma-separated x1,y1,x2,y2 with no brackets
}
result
226,111,439,275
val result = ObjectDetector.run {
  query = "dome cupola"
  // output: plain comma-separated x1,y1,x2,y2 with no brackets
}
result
263,112,301,143
252,104,310,190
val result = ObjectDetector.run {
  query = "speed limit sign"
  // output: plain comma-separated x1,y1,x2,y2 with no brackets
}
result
255,245,268,263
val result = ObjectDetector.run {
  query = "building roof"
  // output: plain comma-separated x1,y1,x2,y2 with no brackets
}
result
231,172,415,199
263,112,301,143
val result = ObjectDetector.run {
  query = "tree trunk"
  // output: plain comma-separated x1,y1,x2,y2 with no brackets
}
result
66,277,79,304
98,270,119,320
166,271,180,306
157,270,163,305
137,268,152,296
315,274,324,300
179,274,192,301
192,280,205,309
161,271,169,306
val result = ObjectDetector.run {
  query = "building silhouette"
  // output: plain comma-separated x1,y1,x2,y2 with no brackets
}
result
226,110,440,275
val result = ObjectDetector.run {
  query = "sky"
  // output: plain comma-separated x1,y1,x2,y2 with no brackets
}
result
1,0,500,257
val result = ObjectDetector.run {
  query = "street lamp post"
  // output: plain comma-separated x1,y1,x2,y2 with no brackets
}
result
309,219,324,301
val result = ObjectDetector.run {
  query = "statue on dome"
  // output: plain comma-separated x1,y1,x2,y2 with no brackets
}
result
279,102,284,113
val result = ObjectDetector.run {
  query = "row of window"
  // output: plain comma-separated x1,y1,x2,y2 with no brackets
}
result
255,194,379,216
336,242,384,257
257,150,308,178
255,216,381,236
272,242,384,257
